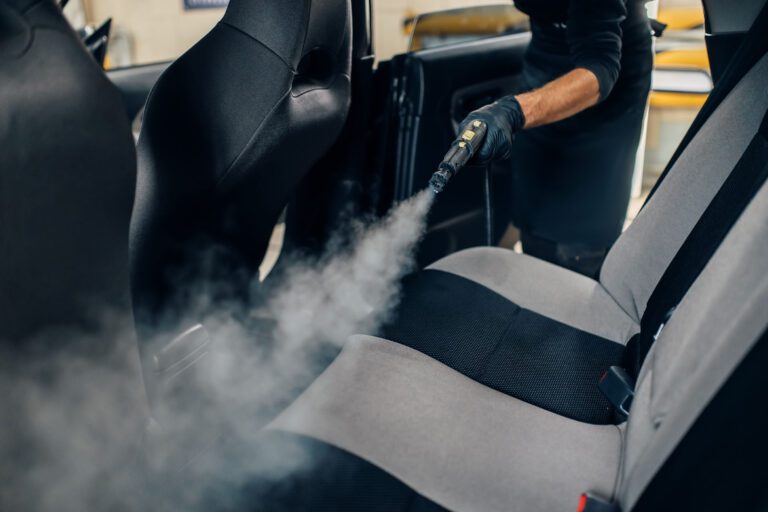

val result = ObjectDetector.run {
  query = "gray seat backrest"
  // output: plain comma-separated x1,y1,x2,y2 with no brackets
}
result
605,23,768,503
599,54,768,322
619,176,768,509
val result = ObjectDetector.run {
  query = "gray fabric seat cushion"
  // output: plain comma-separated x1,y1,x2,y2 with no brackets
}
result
269,335,622,512
429,247,638,343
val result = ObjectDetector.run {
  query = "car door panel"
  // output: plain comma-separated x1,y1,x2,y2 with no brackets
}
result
386,32,531,266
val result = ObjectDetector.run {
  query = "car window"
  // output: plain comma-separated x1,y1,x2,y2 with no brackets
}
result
374,0,503,61
406,4,529,53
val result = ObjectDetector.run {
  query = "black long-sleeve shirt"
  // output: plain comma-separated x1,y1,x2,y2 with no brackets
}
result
514,0,651,101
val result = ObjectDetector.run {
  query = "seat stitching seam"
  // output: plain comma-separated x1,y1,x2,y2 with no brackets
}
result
598,279,641,329
219,20,296,72
214,87,293,190
474,305,521,382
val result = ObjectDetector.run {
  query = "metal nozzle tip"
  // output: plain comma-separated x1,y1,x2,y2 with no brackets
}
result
429,171,449,194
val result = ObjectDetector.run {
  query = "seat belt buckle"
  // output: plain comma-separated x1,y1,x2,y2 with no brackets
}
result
598,366,635,419
577,493,621,512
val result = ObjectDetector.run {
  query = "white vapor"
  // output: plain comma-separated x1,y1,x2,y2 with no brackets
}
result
0,189,435,511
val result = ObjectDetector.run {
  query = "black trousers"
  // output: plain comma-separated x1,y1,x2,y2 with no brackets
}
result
509,38,653,276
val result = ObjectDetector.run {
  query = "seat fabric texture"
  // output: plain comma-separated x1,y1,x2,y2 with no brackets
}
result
379,268,626,424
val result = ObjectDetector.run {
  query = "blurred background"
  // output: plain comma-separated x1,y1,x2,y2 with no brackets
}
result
63,0,710,211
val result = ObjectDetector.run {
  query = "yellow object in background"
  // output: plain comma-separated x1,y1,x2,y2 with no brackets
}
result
657,6,705,30
651,5,710,109
651,48,710,108
403,5,529,52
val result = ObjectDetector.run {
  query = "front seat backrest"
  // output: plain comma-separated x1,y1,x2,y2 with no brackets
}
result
0,0,137,344
0,5,146,506
130,0,352,354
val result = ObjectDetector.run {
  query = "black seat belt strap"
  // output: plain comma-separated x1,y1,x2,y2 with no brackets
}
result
626,109,768,378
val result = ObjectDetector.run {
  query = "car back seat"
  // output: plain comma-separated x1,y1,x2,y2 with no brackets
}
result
258,4,768,510
370,24,768,424
267,151,768,512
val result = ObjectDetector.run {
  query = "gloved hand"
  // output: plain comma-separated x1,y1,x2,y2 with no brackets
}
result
457,95,526,164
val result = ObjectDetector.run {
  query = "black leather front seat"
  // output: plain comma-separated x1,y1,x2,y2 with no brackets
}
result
0,3,146,507
130,0,353,368
0,0,137,346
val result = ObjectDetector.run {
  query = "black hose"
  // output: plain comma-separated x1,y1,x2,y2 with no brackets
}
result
483,165,494,246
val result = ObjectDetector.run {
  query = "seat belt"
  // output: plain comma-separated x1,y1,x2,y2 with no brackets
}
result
624,108,768,379
598,109,768,417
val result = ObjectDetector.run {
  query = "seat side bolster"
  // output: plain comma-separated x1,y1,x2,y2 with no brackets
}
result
600,54,768,319
620,181,768,508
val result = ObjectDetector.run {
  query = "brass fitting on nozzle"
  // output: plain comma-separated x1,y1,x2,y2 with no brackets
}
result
430,120,487,194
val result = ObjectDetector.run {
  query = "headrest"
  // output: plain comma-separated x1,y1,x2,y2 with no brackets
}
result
222,0,349,71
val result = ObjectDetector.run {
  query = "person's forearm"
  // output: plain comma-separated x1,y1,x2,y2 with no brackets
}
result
516,68,601,129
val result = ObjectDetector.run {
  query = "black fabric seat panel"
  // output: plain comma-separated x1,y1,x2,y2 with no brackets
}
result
197,431,447,512
379,270,625,425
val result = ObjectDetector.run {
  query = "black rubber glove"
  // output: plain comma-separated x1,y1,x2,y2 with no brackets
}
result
458,95,526,164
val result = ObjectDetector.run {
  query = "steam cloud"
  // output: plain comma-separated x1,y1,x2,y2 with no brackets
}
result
0,190,435,511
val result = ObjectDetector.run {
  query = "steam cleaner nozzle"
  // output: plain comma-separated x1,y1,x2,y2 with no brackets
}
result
429,120,487,194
